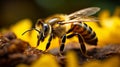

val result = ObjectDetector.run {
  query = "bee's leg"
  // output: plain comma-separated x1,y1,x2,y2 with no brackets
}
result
77,34,86,56
37,35,41,47
67,33,87,57
45,34,53,51
60,34,67,55
37,33,44,47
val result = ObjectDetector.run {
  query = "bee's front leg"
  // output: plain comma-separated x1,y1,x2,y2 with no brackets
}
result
37,33,44,46
45,34,53,51
37,35,41,47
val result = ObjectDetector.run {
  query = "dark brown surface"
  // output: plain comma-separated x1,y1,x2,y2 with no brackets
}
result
0,32,120,67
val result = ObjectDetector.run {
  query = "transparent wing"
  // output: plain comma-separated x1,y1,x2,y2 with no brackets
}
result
68,7,100,19
73,16,99,22
58,17,99,24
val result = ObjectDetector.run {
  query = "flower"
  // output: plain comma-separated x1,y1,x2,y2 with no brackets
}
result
1,7,120,67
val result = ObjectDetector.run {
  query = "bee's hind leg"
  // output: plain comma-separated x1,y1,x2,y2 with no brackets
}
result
59,33,88,57
67,33,88,57
77,34,86,56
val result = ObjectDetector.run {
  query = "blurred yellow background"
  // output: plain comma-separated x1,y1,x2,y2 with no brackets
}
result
0,1,120,67
0,0,120,28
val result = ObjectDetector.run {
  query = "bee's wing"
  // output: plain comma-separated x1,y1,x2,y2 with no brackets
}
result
74,16,99,22
58,17,99,24
68,7,100,19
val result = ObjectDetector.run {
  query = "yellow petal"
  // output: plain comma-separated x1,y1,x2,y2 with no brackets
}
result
83,60,100,67
29,30,38,47
31,54,60,67
66,51,79,67
10,19,32,42
98,10,110,22
102,56,120,67
16,64,29,67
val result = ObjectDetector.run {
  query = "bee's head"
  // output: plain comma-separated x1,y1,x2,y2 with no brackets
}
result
22,19,51,46
35,19,51,46
36,19,50,36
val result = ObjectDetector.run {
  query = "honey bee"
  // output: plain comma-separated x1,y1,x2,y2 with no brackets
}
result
22,7,100,56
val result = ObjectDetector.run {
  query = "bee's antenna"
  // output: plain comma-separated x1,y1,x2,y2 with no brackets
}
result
22,28,41,35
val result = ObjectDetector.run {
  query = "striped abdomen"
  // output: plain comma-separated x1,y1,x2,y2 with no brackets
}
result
69,22,98,45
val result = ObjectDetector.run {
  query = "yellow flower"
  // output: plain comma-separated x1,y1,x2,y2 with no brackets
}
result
1,7,120,67
66,51,79,67
31,54,60,67
10,19,32,42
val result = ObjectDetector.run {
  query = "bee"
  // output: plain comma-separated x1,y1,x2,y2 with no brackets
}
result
22,7,100,56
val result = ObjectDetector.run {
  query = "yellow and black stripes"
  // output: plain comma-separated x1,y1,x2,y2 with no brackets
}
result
67,22,98,45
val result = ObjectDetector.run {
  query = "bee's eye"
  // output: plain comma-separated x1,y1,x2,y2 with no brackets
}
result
43,24,49,32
